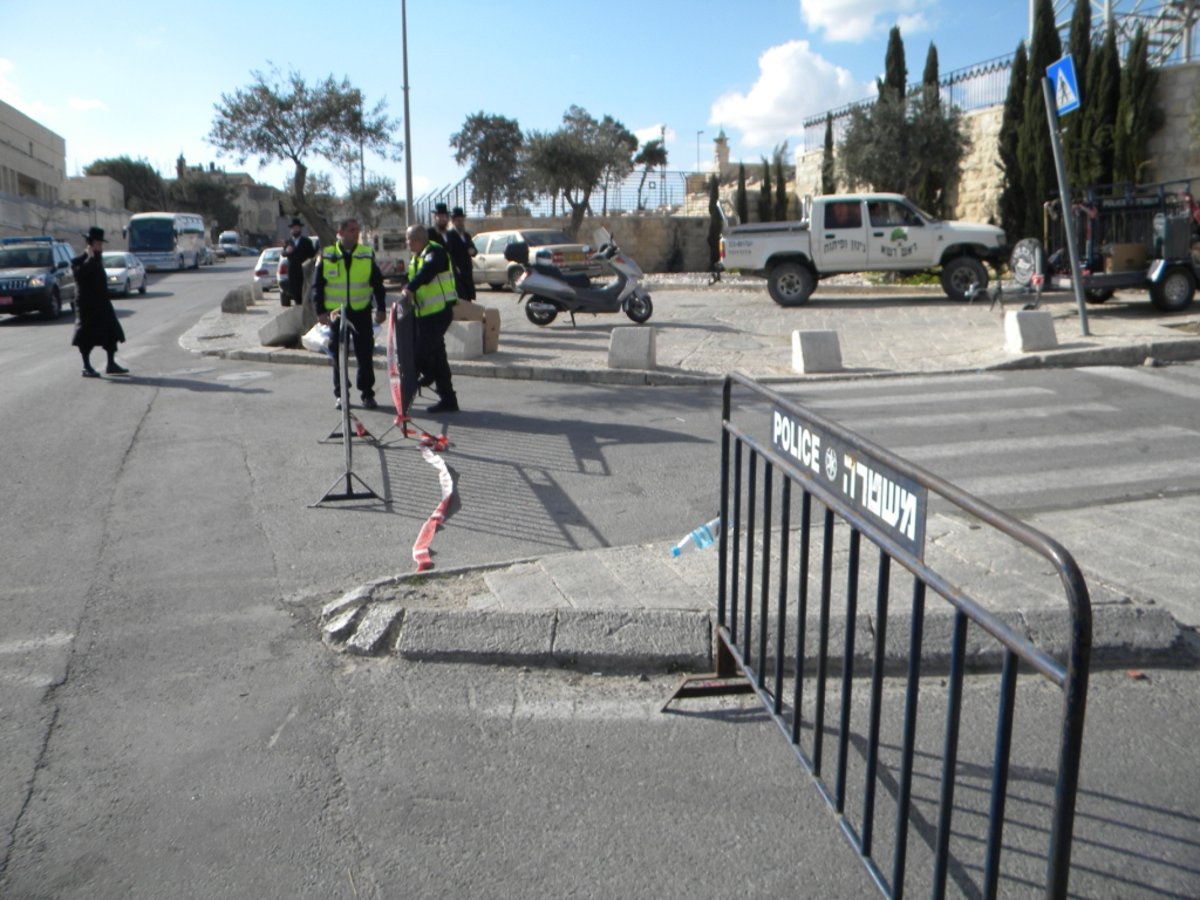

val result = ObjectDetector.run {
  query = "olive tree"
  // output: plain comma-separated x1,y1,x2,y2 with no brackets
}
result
208,65,399,249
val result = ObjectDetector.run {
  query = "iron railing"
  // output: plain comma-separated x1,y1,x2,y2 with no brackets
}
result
707,373,1092,898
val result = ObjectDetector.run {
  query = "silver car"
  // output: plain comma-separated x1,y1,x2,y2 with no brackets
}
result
102,251,147,296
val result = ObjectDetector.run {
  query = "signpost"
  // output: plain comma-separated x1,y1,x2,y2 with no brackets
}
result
1043,54,1090,335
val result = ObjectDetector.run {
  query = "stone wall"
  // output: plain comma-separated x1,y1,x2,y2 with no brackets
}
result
1147,61,1200,183
0,193,128,251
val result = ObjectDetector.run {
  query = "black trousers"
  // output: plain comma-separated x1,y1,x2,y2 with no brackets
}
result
329,307,376,399
415,305,454,399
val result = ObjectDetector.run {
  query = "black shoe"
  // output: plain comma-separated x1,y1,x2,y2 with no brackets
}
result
82,367,101,378
426,398,459,414
106,363,129,375
361,395,378,410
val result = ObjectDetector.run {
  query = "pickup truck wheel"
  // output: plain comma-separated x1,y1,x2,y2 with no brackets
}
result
1150,266,1196,312
941,257,987,302
767,263,814,306
1084,287,1114,303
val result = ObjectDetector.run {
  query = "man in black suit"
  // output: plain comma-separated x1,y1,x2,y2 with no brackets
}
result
444,206,477,304
281,217,317,307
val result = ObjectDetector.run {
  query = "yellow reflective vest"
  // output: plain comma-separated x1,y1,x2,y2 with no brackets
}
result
319,241,376,311
406,240,457,317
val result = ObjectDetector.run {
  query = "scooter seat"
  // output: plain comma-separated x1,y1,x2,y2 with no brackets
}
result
531,261,592,288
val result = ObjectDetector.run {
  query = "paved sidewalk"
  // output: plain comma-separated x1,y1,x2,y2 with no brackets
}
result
181,281,1200,670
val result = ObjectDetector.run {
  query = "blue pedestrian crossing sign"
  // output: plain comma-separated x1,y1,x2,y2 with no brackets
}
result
1047,55,1081,115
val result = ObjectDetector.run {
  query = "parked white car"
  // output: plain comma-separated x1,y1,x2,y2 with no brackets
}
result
253,248,282,291
102,251,147,297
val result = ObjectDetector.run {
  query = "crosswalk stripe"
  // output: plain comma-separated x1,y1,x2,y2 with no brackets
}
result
1084,365,1200,400
890,424,1197,461
954,456,1200,497
798,385,1056,410
847,402,1118,430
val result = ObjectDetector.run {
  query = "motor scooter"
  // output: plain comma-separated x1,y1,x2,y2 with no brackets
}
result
503,227,653,327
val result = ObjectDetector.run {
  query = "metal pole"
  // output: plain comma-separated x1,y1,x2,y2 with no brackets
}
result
401,0,414,226
1041,75,1090,336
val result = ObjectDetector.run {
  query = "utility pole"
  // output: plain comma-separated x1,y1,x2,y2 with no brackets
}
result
401,0,414,225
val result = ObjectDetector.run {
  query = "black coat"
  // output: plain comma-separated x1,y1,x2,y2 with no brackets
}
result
283,234,317,299
71,251,125,349
444,227,476,301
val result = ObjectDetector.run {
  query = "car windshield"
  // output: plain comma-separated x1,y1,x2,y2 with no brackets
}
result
523,231,573,247
261,249,280,261
0,248,52,268
102,253,128,267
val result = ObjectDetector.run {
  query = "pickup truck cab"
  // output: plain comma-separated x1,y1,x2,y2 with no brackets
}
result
719,193,1008,305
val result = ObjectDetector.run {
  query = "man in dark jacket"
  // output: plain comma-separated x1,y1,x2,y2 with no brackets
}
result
444,206,477,303
71,227,128,377
281,217,316,307
402,224,458,413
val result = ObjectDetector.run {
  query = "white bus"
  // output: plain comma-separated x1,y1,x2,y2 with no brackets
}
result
126,212,207,271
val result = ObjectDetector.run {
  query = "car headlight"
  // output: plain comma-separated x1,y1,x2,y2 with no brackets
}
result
108,274,120,283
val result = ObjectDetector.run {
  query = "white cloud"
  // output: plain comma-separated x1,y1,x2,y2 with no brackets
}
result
68,97,110,112
709,41,871,150
634,124,675,147
800,0,936,42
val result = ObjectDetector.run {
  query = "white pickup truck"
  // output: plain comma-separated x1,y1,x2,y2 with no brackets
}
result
718,193,1009,305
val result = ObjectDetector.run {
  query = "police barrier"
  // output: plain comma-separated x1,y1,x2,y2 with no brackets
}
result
703,373,1091,898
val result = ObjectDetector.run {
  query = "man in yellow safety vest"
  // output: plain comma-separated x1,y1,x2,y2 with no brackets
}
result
402,224,458,413
313,217,387,410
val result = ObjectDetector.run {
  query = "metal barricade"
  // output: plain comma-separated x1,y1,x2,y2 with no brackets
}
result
679,374,1091,899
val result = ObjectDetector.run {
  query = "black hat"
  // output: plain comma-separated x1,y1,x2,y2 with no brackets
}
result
86,226,106,243
451,206,465,218
289,217,304,228
433,202,449,215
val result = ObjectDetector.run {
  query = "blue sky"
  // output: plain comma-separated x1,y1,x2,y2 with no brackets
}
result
0,0,1035,201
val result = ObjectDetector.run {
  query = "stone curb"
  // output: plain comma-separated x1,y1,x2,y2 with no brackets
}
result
317,573,1192,673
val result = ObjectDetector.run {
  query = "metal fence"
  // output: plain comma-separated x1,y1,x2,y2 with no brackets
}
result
801,53,1017,153
681,374,1092,898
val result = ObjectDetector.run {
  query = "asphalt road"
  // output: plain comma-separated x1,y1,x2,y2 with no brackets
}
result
2,261,1197,897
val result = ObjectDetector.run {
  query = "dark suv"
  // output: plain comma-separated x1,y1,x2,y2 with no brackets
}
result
0,236,78,319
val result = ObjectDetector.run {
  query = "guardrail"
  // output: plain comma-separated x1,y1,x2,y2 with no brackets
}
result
683,373,1092,898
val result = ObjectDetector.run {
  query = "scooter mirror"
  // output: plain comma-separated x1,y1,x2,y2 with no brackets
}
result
592,227,612,248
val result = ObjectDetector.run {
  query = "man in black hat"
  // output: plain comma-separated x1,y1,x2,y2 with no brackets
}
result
71,227,128,377
281,217,316,307
430,202,450,245
444,206,477,304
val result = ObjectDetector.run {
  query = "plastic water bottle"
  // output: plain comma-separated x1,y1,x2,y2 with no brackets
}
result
670,517,723,557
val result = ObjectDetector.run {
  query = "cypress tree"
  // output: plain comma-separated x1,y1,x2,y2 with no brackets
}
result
1017,0,1062,239
735,162,749,224
821,113,836,194
1081,25,1120,187
1064,0,1092,186
758,156,772,223
911,44,946,214
998,42,1028,241
773,143,789,220
1113,24,1160,184
706,175,722,270
882,26,907,104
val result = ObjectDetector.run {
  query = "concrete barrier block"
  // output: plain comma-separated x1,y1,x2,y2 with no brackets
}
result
220,283,256,313
1005,309,1058,353
608,325,655,369
791,329,842,373
445,320,483,360
257,305,306,347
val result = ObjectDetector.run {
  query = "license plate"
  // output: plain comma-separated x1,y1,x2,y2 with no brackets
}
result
0,296,12,306
561,251,583,263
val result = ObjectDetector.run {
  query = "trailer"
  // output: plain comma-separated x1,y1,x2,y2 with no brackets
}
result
1010,178,1200,312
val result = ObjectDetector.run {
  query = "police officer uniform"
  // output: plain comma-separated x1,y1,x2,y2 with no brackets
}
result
312,235,386,409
